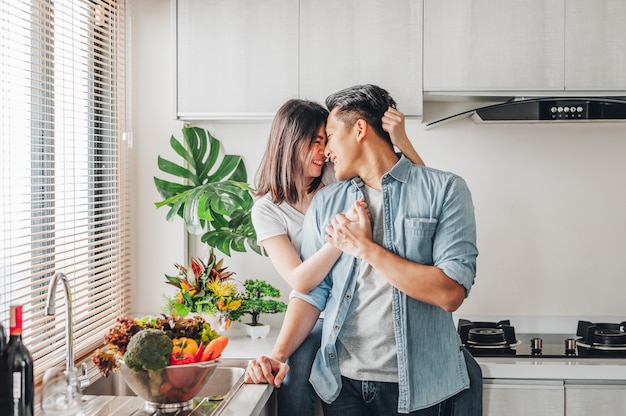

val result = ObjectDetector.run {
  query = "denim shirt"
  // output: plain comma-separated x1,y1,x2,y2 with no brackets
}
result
294,156,478,413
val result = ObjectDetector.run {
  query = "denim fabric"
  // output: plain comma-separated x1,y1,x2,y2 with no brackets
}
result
295,156,479,413
451,347,483,416
277,318,323,416
321,376,453,416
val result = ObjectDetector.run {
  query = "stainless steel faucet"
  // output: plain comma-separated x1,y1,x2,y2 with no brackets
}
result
45,272,89,388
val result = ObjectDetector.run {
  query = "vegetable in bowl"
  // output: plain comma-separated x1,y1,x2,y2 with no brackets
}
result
124,329,173,371
92,314,225,377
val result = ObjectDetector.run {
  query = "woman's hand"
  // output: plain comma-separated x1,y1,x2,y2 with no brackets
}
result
382,107,409,150
325,200,372,258
382,107,425,166
344,197,368,222
244,355,290,388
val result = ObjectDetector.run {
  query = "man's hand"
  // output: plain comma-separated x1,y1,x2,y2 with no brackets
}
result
326,200,372,258
244,356,290,388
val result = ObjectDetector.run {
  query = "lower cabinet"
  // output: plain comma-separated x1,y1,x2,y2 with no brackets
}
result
564,382,626,416
483,379,564,416
484,379,626,416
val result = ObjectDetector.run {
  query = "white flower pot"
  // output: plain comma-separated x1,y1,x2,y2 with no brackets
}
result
193,312,231,334
244,324,270,339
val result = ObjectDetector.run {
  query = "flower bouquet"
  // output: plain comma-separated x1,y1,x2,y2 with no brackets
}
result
163,249,244,332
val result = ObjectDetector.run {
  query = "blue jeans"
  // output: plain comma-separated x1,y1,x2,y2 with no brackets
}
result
321,376,449,416
279,323,482,416
277,318,323,416
451,346,483,416
320,346,482,416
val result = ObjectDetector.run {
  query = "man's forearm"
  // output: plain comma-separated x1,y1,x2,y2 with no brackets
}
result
271,297,320,362
359,240,466,312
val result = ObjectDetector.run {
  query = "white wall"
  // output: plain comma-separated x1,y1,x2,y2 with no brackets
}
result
130,1,626,328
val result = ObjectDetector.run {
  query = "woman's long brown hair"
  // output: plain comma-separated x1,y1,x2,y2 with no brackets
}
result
256,99,329,205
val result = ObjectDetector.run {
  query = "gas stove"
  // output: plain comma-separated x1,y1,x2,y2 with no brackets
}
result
458,319,626,358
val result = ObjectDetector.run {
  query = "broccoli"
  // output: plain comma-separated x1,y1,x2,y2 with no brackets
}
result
123,329,173,371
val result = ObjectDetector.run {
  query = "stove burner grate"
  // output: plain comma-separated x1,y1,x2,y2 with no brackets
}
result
576,320,626,356
458,319,519,355
467,328,508,346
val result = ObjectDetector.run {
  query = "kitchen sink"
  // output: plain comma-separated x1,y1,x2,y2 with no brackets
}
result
80,359,249,416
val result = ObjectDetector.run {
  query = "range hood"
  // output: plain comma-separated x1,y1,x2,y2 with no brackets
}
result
426,97,626,128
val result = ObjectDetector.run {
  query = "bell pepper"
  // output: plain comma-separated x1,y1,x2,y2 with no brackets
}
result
171,337,199,357
169,350,195,366
193,341,205,363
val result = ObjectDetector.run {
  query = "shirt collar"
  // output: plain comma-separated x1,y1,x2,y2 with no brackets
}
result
349,155,411,190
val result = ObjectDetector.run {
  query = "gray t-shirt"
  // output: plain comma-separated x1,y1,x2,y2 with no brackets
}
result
337,185,398,382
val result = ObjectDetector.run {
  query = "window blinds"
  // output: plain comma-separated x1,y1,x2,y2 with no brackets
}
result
0,0,130,382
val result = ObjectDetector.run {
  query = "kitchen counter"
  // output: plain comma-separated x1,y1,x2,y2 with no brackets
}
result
477,356,626,381
56,324,626,415
224,324,626,382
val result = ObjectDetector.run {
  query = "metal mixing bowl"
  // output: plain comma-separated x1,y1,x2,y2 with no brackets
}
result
119,359,219,410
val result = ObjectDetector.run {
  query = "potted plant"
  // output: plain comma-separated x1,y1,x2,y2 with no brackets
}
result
154,125,262,257
232,279,287,338
162,249,244,333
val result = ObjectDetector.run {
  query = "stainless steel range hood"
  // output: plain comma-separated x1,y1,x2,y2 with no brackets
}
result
426,97,626,128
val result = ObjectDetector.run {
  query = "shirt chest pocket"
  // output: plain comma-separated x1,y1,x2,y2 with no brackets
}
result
401,218,438,265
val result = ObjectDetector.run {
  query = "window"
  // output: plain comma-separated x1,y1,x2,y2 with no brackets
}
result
0,0,130,382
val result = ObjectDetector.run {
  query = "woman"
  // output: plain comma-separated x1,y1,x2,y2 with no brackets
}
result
251,98,425,416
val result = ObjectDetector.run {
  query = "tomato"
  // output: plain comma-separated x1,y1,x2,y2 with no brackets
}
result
159,381,173,396
166,356,194,388
200,335,228,361
165,386,185,402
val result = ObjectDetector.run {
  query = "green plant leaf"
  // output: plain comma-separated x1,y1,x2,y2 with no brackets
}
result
155,126,263,257
157,155,195,182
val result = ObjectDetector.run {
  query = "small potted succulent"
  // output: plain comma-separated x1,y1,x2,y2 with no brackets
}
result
234,279,287,338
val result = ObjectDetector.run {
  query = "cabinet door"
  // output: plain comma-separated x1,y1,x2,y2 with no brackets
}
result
423,0,565,93
565,0,626,91
565,383,626,416
483,379,565,416
300,0,423,117
176,0,299,119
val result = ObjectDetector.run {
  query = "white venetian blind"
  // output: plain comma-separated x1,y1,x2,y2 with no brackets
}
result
0,0,130,382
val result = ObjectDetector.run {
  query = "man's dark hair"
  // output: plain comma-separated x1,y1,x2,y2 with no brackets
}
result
325,84,396,145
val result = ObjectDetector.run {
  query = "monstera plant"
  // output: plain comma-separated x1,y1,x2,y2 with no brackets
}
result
154,126,262,256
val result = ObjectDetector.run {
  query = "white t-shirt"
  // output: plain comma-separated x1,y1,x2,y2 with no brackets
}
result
251,193,307,254
251,163,336,253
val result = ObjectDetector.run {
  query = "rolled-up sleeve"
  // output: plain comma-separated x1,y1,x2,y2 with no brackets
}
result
432,175,478,296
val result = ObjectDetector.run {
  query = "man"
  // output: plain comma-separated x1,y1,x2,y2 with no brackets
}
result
245,84,481,415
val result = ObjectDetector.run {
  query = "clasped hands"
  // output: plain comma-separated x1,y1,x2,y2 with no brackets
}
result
325,198,372,259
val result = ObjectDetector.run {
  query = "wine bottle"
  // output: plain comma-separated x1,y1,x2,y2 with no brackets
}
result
0,318,11,413
5,305,34,416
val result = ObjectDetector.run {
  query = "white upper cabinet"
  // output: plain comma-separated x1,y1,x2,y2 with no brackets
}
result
565,0,626,91
300,0,423,117
423,0,565,93
175,0,299,119
423,0,626,95
175,0,423,119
